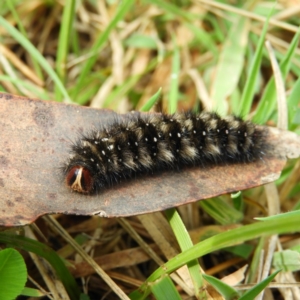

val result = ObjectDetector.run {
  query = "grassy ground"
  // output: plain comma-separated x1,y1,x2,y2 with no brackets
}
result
1,0,300,299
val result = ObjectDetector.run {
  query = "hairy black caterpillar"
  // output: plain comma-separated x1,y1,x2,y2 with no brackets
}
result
63,112,266,194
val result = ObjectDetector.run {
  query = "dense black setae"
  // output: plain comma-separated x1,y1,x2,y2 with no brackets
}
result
63,112,266,194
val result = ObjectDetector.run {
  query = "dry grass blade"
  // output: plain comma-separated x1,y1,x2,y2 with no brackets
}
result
44,215,130,300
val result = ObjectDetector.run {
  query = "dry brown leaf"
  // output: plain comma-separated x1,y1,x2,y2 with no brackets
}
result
70,244,160,278
221,264,248,286
0,92,300,226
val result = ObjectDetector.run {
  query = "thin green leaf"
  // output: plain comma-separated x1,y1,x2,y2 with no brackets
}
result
130,210,300,299
255,210,299,221
203,274,239,300
103,57,159,108
184,22,218,55
168,41,180,114
151,276,181,300
20,287,45,297
200,198,243,225
80,293,91,300
73,0,134,99
253,27,300,124
0,16,70,102
238,7,274,117
273,250,300,272
125,34,158,49
103,74,143,109
5,0,43,79
148,0,217,54
225,244,253,259
145,0,197,22
210,15,249,115
288,68,300,128
140,88,162,112
165,209,205,299
55,0,76,100
231,191,244,211
246,237,267,284
0,75,48,99
239,270,280,300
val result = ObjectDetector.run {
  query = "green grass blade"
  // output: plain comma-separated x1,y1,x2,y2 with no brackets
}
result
147,0,217,54
0,16,70,102
288,75,300,129
140,88,162,112
131,210,300,299
125,33,158,49
238,8,274,117
103,57,159,108
20,287,45,297
184,22,218,55
200,198,243,225
145,0,197,22
246,237,266,284
273,249,300,272
253,27,300,124
103,74,143,109
73,0,134,99
225,244,253,259
239,270,280,300
255,210,299,221
0,75,48,99
203,274,240,300
168,41,180,114
165,209,205,299
55,0,76,100
5,0,43,79
151,276,182,300
210,15,249,115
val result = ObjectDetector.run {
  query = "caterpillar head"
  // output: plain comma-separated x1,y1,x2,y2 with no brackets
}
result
65,165,94,194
